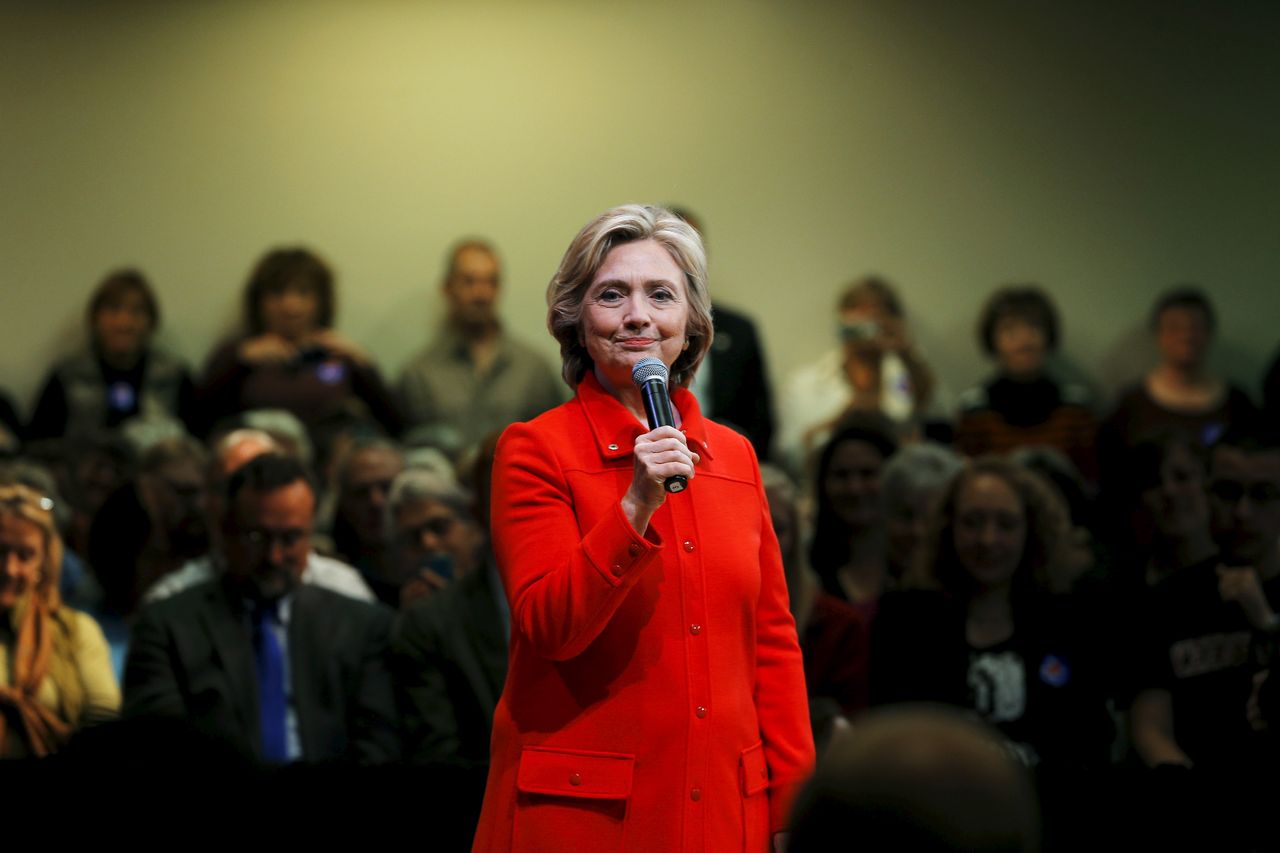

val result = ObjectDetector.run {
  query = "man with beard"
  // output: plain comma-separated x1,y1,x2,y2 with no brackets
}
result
123,453,399,763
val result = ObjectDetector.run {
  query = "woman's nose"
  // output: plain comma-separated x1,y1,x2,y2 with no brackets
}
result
621,292,651,326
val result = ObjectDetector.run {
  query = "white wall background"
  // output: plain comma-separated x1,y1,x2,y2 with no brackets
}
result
3,0,1277,419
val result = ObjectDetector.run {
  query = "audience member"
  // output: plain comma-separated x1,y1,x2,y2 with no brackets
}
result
0,483,119,757
142,427,373,604
123,453,400,763
1099,288,1258,493
670,207,777,460
871,458,1112,773
955,286,1097,480
762,464,868,728
328,437,406,577
1112,435,1215,589
0,459,98,611
780,276,935,471
881,442,965,584
380,468,484,610
199,247,402,442
398,239,562,460
27,269,196,442
87,435,209,617
54,431,137,560
1128,430,1280,774
788,705,1039,853
809,417,899,620
391,467,505,770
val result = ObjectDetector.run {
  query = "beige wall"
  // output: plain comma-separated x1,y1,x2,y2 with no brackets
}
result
3,0,1277,419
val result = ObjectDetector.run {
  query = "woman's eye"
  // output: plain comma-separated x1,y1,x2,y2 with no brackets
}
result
651,289,674,302
597,289,623,303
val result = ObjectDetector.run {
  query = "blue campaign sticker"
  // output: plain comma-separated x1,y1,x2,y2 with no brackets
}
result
108,381,137,412
1039,654,1071,688
315,360,347,385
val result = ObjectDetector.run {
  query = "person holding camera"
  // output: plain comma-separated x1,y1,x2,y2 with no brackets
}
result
198,247,402,442
779,276,936,476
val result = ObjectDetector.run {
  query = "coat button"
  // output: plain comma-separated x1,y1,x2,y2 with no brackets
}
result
569,773,582,786
628,543,641,557
611,563,622,574
607,443,619,451
690,787,701,802
695,706,707,718
683,540,695,552
690,624,701,635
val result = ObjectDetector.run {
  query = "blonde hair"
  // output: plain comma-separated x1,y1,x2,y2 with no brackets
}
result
0,483,64,610
546,204,713,388
0,483,85,756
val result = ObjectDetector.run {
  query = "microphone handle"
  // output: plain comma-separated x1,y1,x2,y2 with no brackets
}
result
640,380,688,494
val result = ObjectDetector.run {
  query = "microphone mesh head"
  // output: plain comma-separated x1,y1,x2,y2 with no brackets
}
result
631,357,669,387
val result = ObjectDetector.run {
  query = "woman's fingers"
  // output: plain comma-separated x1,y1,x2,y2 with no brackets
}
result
630,429,700,501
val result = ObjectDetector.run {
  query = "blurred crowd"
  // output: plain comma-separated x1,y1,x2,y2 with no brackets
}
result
1,214,1278,850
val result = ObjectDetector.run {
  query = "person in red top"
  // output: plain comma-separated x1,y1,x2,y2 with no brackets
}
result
473,205,814,852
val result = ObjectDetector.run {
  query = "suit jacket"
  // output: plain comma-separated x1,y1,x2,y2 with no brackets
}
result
472,372,813,853
123,579,400,763
708,304,775,461
393,562,508,766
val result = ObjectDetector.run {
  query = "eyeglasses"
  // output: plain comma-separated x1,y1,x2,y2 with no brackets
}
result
1209,481,1280,507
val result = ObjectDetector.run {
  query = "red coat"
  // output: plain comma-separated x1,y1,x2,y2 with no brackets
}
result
473,373,814,852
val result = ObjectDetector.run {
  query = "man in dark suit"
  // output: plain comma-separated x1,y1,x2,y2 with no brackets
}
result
707,302,775,460
123,453,399,764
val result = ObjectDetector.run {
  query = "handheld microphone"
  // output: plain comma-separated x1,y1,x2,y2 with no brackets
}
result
630,357,687,493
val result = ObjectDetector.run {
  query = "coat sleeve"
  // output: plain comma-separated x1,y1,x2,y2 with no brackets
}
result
749,452,816,832
122,602,186,719
491,420,662,662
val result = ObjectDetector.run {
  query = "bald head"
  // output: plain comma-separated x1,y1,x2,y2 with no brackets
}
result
213,429,282,479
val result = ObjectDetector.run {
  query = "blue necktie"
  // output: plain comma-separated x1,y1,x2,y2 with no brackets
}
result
252,601,288,763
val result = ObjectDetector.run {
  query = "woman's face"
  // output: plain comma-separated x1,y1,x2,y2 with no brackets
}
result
260,281,322,341
0,514,44,611
953,472,1027,590
1155,306,1211,371
993,315,1047,379
580,239,690,393
823,440,885,530
94,290,153,360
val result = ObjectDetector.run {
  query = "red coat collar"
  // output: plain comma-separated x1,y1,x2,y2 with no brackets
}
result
574,371,716,464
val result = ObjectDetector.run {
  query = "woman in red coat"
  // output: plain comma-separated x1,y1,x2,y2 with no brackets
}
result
473,205,814,852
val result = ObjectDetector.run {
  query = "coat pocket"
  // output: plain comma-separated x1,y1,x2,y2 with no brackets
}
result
513,746,635,852
740,741,770,848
